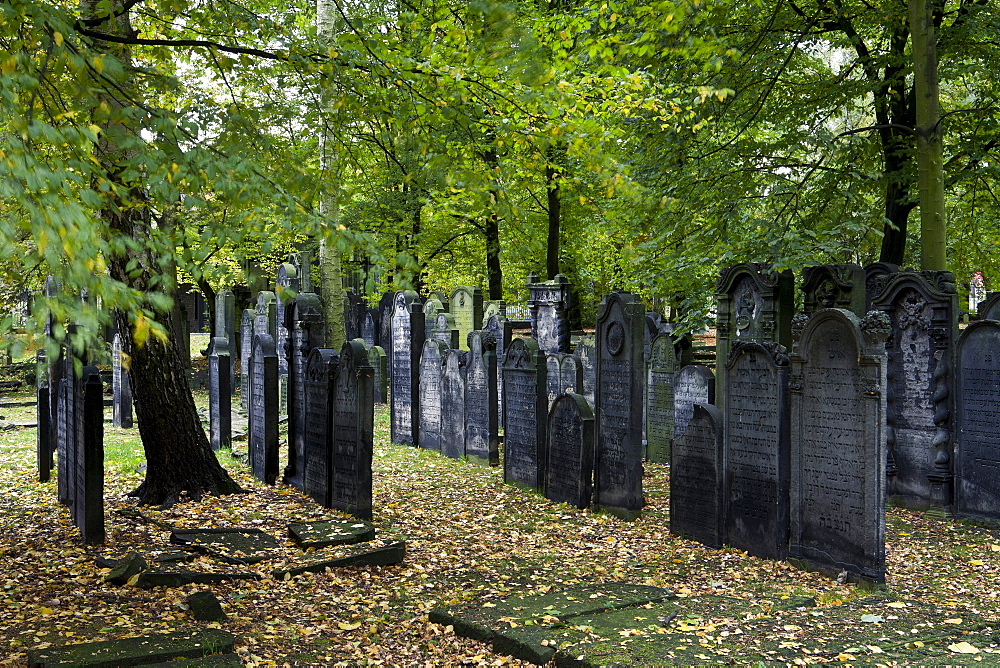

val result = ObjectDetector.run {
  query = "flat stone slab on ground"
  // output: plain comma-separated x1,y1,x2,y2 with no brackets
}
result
134,566,260,589
170,527,281,564
287,518,376,548
144,654,243,667
26,628,237,667
272,538,405,579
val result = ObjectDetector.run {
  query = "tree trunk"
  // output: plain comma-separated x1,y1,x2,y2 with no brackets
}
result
482,147,504,299
545,155,561,280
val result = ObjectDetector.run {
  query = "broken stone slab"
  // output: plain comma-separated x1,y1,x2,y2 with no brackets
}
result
26,628,237,667
103,552,148,585
153,551,197,564
170,528,282,564
185,590,227,622
144,654,243,667
287,518,376,549
272,539,405,580
134,567,260,589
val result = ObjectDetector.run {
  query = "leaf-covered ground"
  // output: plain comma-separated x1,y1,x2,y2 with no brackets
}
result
1,385,1000,666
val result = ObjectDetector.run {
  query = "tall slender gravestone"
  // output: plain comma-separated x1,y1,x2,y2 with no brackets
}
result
955,321,1000,520
345,291,365,342
670,403,724,548
871,271,957,511
483,300,506,326
389,291,425,445
56,337,78,506
368,345,388,404
977,293,1000,320
465,331,499,466
674,365,715,443
361,308,377,347
377,291,395,351
575,336,597,408
208,337,232,451
528,273,571,355
76,366,104,545
485,313,507,425
255,291,277,338
801,264,866,317
284,293,324,489
440,349,467,460
43,277,61,481
249,333,279,484
275,263,300,378
449,287,483,351
36,351,52,483
545,392,595,509
240,309,255,409
303,348,337,507
545,353,583,410
864,262,900,312
594,291,645,520
111,333,133,428
215,289,237,381
645,333,678,464
330,340,374,520
418,340,447,451
503,337,548,490
789,309,889,583
423,298,445,341
432,312,460,349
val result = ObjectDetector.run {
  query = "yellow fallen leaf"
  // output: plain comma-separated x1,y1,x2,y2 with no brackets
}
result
338,622,361,630
837,653,857,661
39,607,53,615
867,645,884,653
944,618,963,624
949,641,980,654
991,544,1000,552
887,602,907,609
970,560,985,566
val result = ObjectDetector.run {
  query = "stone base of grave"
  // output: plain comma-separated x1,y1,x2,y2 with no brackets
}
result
272,538,406,579
26,628,237,667
171,528,282,564
135,567,260,589
287,518,376,548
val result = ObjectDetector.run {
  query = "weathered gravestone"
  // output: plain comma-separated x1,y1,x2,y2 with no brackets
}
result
724,341,790,560
789,309,889,583
368,345,387,404
284,293,324,489
449,287,483,351
432,312,460,349
74,366,105,544
249,334,279,484
864,262,900,312
575,336,597,408
545,392,595,509
503,337,548,491
484,313,507,425
645,333,678,464
673,365,715,443
800,264,866,317
528,273,571,355
465,331,499,466
361,308,377,347
389,291,425,446
330,340,374,520
254,291,277,338
871,271,957,511
378,291,395,351
41,277,60,482
276,263,300,379
428,290,450,310
303,348,337,507
954,321,1000,521
670,403,724,548
546,353,583,410
239,309,255,410
483,300,506,325
977,292,1000,321
215,289,237,381
56,336,79,506
208,337,231,451
111,332,133,428
345,291,365,342
594,291,645,520
418,340,447,452
423,298,446,341
440,349,468,461
36,354,52,483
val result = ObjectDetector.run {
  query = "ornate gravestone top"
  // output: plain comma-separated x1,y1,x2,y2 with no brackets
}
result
449,287,483,351
801,264,866,317
528,274,571,355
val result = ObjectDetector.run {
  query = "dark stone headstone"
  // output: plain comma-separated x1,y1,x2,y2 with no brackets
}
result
111,333,132,428
287,518,376,547
389,291,425,445
368,345,388,404
724,341,790,560
575,336,597,407
214,289,237,381
432,312,460,349
503,337,548,491
418,340,447,452
208,337,232,451
670,403,723,548
594,291,645,520
284,293,324,489
789,309,889,584
485,313,506,424
36,376,51,483
254,291,277,338
465,331,499,466
361,308,377,347
440,349,467,460
377,291,395,350
528,274,571,354
330,340,374,520
955,321,1000,520
645,333,678,464
801,264,866,317
249,333,279,484
275,262,300,377
449,287,483,351
77,366,104,544
303,347,337,507
545,353,583,410
544,392,595,509
673,365,715,443
239,309,255,410
56,338,78,506
186,591,227,622
977,292,1000,320
423,298,446,341
345,291,365,342
871,271,958,511
863,261,900,312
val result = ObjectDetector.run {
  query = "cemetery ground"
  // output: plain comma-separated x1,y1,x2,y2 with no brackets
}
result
2,387,1000,664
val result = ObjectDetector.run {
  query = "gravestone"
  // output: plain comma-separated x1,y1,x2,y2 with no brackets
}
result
673,365,715,442
645,333,678,464
724,341,790,560
378,291,395,350
863,262,900,312
977,292,1000,321
428,290,450,310
43,277,61,477
214,289,237,381
249,333,279,484
670,403,724,548
255,291,277,338
544,392,595,509
440,349,467,460
111,332,133,428
432,312,460,349
503,337,548,491
449,287,483,351
954,321,1000,521
76,366,105,544
789,309,889,584
423,298,446,341
368,345,388,404
361,308,377,348
303,348,337,507
465,331,499,466
284,293,324,489
275,262,300,377
546,353,582,410
483,300,506,326
871,271,958,511
330,340,374,520
528,274,571,354
593,291,645,520
575,336,597,407
207,337,231,451
418,340,447,451
56,337,78,506
800,264,866,317
239,309,255,410
345,291,365,342
389,291,425,445
36,365,51,482
484,313,506,425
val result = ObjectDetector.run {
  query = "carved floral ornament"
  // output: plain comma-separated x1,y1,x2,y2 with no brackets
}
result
506,339,533,369
897,290,932,331
860,310,892,346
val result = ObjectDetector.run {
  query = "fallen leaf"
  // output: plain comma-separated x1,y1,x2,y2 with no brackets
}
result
949,642,980,654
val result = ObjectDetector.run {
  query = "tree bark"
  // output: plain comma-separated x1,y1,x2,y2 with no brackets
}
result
482,147,504,299
545,154,561,280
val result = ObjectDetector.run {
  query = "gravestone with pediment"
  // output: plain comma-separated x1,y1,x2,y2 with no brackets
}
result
368,345,387,404
440,349,468,460
423,298,446,341
594,291,645,520
303,347,337,507
864,262,900,312
546,353,583,410
528,274,571,355
389,291,425,445
465,331,499,466
208,337,231,451
503,337,548,491
111,333,132,429
428,290,450,310
789,309,889,584
977,293,1000,321
418,340,447,452
871,271,958,511
431,312,460,350
249,333,279,484
215,289,237,381
240,309,255,410
673,365,715,442
330,340,374,520
575,336,597,408
545,392,595,509
645,333,678,464
801,264,866,317
670,403,724,548
955,321,1000,521
255,292,277,338
284,293,324,489
449,287,483,351
724,341,790,560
